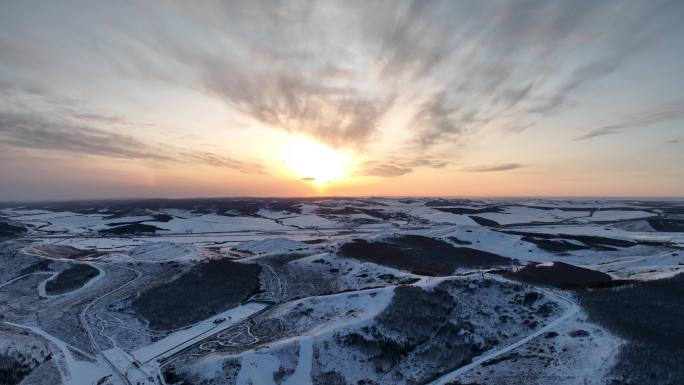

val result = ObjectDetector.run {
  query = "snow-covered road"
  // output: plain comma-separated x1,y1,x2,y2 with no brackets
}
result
3,322,108,385
427,288,580,385
0,271,53,289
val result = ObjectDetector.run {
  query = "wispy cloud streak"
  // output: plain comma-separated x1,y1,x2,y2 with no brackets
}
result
462,163,524,172
358,155,449,177
59,0,676,150
0,112,265,173
575,104,684,141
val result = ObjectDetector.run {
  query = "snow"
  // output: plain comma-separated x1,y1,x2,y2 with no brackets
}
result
591,250,684,280
257,209,298,220
580,210,654,222
451,309,623,385
269,287,395,337
290,252,415,291
102,346,158,385
201,289,394,385
419,225,543,262
408,207,479,225
37,262,104,298
613,219,656,232
0,272,53,290
101,347,134,375
8,211,158,234
234,237,312,255
282,337,313,385
3,198,683,385
147,214,291,233
474,206,592,225
132,302,267,364
35,273,63,297
127,242,203,262
428,288,578,385
3,322,110,385
281,214,339,228
297,204,319,215
236,352,281,385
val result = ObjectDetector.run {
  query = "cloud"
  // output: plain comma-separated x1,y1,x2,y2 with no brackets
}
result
179,152,265,174
503,122,537,134
528,59,619,115
411,92,464,146
0,111,265,174
358,155,449,177
0,112,168,160
574,127,618,141
575,104,684,141
667,139,679,144
462,163,524,172
73,0,676,150
0,0,680,162
68,111,144,126
201,67,395,148
359,163,413,177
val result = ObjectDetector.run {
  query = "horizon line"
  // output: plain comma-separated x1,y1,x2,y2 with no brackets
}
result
2,194,684,205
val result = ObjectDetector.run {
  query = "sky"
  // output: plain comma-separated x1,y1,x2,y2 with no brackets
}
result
1,0,683,200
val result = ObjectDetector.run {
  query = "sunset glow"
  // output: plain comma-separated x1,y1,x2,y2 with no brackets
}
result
1,4,683,384
0,1,682,200
281,137,354,187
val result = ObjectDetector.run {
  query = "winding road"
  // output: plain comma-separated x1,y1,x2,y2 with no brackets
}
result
162,270,582,385
426,286,580,385
0,271,54,289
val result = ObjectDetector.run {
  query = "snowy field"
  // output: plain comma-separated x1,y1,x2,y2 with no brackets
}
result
1,197,683,385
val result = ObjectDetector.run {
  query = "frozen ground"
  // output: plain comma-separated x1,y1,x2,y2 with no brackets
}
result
131,302,267,364
446,309,622,385
0,197,682,385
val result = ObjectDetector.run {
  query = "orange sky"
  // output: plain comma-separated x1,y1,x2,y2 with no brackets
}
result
1,1,683,200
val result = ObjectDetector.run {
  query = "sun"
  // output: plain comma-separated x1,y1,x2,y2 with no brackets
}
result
281,137,353,187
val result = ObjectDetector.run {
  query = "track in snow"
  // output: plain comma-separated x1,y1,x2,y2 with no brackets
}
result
427,288,580,385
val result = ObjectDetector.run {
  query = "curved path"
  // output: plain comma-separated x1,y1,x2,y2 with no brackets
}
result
77,262,148,385
427,288,580,385
3,322,107,385
80,263,143,352
0,272,54,289
37,262,104,298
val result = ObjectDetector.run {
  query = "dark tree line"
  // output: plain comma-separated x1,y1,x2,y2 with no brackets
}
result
577,274,684,385
339,235,511,276
45,264,98,294
133,259,261,330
